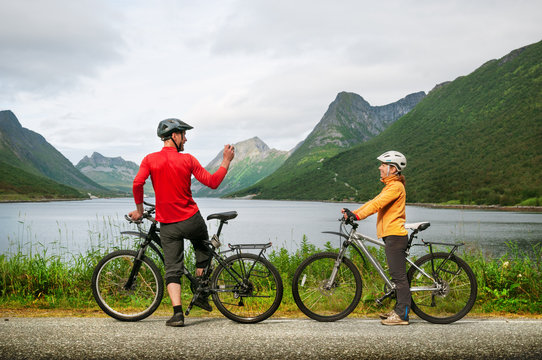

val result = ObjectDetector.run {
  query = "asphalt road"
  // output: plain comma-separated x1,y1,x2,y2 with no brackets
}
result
1,316,541,359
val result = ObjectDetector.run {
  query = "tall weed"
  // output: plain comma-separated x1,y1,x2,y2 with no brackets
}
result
1,221,541,315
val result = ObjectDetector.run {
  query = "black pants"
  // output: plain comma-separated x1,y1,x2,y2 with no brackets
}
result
384,235,411,320
160,211,212,285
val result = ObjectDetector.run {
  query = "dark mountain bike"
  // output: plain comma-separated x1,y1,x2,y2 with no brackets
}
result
292,216,477,324
91,202,283,324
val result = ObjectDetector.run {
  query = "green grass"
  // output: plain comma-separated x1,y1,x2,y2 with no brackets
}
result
1,225,541,316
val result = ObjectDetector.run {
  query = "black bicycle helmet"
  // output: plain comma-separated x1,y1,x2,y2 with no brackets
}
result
157,118,193,140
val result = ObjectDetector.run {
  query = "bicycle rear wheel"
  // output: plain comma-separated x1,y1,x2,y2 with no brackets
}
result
292,252,362,322
211,253,283,323
92,250,164,321
408,252,477,324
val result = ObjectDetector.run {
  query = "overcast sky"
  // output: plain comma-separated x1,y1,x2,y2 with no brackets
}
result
1,0,541,165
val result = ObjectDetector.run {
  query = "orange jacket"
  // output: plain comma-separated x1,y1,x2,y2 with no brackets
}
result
353,174,407,238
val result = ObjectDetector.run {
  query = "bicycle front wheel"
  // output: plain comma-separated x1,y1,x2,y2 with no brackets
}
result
408,252,477,324
211,253,283,323
292,252,362,322
92,250,164,321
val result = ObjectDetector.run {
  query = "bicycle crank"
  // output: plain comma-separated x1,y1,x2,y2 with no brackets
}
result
375,286,396,307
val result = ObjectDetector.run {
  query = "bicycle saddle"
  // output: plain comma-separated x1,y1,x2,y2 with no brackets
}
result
207,211,238,221
405,222,430,232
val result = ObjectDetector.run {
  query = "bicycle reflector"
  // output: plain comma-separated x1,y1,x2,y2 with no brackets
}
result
211,234,221,248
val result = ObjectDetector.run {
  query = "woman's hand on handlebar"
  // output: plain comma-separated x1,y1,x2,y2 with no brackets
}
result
341,208,358,222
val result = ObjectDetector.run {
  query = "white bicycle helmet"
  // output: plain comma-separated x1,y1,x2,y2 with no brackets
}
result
377,151,407,172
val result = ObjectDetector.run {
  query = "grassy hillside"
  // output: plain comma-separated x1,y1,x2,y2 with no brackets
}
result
231,40,542,205
0,161,84,201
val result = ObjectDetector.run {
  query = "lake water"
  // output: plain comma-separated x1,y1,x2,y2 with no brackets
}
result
1,198,541,258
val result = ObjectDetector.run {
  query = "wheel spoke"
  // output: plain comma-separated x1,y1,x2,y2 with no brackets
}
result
92,251,164,321
211,254,283,323
292,252,362,321
409,252,477,324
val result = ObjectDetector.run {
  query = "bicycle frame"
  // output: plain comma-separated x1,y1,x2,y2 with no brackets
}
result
121,208,274,315
324,221,463,302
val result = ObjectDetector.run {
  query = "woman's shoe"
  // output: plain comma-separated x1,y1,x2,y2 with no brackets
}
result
381,312,409,326
379,310,394,320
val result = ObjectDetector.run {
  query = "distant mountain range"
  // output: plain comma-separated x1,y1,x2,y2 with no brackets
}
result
2,40,540,206
230,40,542,206
192,91,423,197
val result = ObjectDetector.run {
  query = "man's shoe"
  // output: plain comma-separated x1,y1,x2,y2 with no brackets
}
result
381,311,409,326
166,312,184,327
194,296,212,312
379,310,394,320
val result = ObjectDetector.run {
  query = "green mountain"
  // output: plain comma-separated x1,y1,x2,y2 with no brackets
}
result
233,40,542,205
229,91,425,199
0,110,112,200
0,159,83,201
192,137,289,197
76,152,153,195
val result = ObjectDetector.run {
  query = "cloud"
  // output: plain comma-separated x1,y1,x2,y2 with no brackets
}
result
1,0,541,166
0,0,124,97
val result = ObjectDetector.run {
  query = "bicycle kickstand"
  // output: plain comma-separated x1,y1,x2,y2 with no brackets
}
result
185,293,198,316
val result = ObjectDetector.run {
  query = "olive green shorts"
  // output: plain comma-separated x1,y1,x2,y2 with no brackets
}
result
160,211,211,285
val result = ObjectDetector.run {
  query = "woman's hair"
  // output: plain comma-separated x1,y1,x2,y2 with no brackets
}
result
397,173,406,185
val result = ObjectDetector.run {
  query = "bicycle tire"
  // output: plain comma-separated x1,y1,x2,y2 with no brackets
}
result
292,252,362,322
92,250,164,321
211,253,283,323
408,252,477,324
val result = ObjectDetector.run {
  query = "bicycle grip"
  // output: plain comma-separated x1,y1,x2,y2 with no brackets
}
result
342,208,357,224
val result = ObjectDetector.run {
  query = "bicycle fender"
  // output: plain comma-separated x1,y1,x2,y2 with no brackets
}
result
322,231,349,240
121,230,147,239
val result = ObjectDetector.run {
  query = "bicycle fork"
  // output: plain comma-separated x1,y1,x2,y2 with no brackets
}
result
123,245,149,290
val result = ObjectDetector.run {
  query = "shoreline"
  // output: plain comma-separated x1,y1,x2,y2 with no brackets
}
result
2,196,541,213
410,202,542,212
0,195,131,204
229,196,542,213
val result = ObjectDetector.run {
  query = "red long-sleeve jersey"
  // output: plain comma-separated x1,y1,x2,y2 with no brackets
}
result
133,147,227,223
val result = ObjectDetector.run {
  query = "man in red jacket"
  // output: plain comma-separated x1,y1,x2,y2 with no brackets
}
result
129,118,235,327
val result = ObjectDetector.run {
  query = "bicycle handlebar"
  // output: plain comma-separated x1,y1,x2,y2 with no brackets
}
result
124,202,156,224
338,217,359,231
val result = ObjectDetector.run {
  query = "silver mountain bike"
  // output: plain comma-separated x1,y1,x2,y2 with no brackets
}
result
292,214,477,324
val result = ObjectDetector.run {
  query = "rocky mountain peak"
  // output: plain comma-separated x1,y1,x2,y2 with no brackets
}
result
77,152,129,168
302,90,425,151
232,136,271,159
191,137,289,197
75,152,142,194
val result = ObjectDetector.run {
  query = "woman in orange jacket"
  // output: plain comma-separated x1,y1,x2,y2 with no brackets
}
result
342,151,410,326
